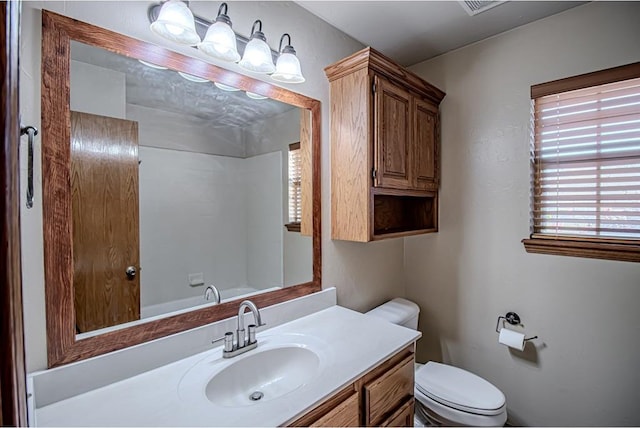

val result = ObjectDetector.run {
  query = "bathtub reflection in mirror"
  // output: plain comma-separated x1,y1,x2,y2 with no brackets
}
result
69,41,312,337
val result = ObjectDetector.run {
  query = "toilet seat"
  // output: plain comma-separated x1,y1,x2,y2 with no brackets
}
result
415,362,506,416
414,388,507,427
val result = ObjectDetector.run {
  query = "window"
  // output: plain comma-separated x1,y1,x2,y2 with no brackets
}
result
523,62,640,262
285,142,302,232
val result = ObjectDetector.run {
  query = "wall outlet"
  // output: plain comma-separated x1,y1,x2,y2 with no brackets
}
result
188,273,204,287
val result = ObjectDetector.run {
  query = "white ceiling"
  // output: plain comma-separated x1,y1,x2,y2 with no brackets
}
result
296,1,587,66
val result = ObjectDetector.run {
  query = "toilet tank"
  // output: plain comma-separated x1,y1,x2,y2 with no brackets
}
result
365,298,420,330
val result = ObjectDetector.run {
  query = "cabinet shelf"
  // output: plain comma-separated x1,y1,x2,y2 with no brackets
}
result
373,194,437,239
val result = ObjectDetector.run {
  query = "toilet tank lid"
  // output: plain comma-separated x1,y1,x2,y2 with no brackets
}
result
365,298,420,326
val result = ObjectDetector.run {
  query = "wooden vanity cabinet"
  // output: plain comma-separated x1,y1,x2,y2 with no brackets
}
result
326,47,445,242
287,346,415,427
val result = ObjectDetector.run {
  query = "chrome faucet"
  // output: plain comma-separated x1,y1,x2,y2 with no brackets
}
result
212,300,266,358
204,284,221,304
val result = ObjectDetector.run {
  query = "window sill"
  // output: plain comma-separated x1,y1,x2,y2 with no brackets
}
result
285,222,301,233
522,235,640,263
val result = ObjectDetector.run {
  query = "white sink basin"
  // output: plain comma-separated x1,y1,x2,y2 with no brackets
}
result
178,333,330,409
206,346,320,407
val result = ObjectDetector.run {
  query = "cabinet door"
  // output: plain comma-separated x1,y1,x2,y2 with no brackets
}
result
374,76,412,190
413,98,439,191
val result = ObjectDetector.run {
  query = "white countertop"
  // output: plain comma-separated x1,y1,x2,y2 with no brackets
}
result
35,305,420,427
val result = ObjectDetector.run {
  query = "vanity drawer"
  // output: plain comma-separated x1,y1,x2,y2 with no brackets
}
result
364,354,414,426
310,391,360,427
288,385,358,427
380,398,414,427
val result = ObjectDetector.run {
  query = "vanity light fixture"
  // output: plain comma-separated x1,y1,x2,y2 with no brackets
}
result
149,0,201,46
271,34,305,84
178,71,209,82
245,91,268,100
198,2,240,62
238,20,276,74
214,82,241,91
148,2,305,83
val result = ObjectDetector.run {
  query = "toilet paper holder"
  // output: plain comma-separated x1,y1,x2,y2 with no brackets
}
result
495,312,538,341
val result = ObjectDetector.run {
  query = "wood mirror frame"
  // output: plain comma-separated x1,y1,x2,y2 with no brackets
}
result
41,10,321,368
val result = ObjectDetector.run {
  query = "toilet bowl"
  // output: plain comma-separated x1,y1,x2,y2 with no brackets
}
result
366,298,507,427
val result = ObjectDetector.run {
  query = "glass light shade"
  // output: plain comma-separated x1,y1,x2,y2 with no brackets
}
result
271,52,305,83
178,72,209,83
246,91,268,100
238,38,275,74
138,59,168,70
150,0,201,46
214,82,241,92
198,21,240,62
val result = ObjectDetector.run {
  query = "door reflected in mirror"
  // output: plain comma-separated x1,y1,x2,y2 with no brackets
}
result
69,41,312,337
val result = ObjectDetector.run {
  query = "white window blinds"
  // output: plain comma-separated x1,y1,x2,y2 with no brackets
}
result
288,142,302,225
532,76,640,239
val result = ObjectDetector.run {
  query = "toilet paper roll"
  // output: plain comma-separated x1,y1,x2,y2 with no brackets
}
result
498,327,525,351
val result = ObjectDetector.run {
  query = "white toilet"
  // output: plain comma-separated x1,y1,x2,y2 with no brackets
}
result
366,298,508,427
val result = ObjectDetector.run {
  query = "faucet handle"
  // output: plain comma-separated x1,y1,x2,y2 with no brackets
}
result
248,325,257,344
247,323,267,344
212,331,234,352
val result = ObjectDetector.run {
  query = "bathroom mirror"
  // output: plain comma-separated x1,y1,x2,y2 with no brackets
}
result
41,11,321,367
69,40,312,336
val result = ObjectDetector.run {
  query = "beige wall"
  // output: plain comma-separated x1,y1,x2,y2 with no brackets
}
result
20,1,407,372
406,2,640,426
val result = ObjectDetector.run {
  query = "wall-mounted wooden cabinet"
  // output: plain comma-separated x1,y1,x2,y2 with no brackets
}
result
326,47,445,242
288,346,415,427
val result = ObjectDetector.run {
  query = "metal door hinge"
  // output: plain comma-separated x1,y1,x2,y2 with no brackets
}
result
372,168,377,180
372,81,376,94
